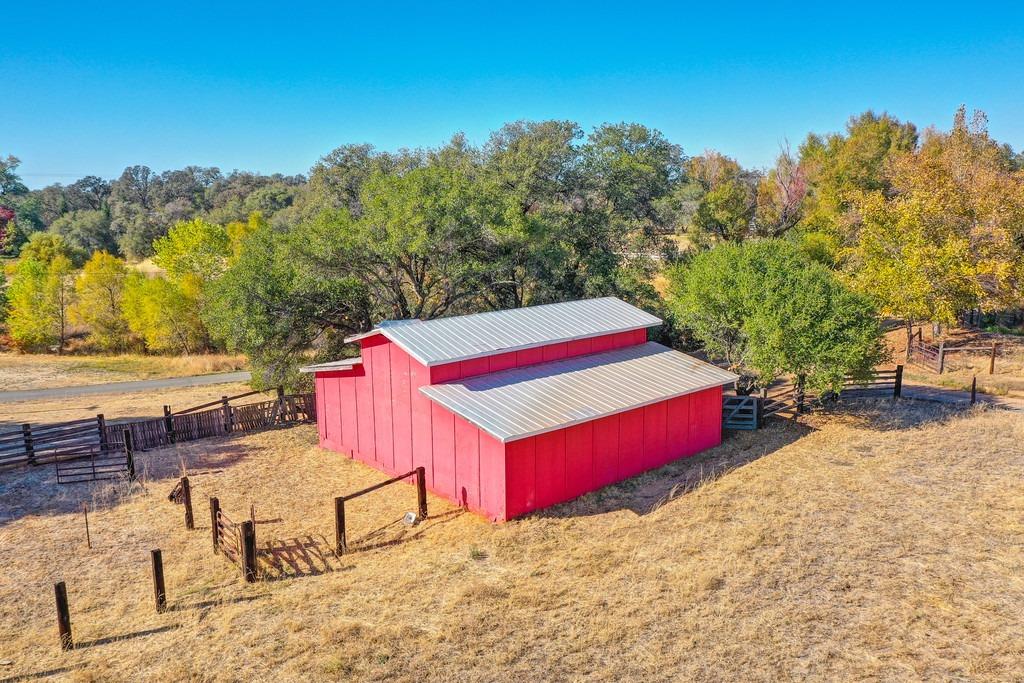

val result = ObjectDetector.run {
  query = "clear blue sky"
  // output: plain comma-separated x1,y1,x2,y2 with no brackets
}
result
4,2,1023,188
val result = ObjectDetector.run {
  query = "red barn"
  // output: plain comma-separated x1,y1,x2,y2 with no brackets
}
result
304,297,737,521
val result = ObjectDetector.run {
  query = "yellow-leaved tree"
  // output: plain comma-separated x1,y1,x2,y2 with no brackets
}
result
72,251,131,351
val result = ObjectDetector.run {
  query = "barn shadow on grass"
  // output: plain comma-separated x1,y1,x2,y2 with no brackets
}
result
538,418,814,519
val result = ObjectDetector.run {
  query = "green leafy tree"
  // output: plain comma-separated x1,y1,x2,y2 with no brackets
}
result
50,209,118,255
668,240,886,391
798,110,918,241
73,251,131,350
6,256,77,352
122,273,207,354
152,218,231,284
204,219,371,387
18,232,87,267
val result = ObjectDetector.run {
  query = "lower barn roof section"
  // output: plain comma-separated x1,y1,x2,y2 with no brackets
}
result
419,342,739,443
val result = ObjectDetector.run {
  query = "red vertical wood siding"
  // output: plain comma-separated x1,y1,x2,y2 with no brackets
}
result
564,422,594,499
454,415,481,509
390,345,414,474
591,414,620,489
408,354,435,488
505,438,536,519
643,402,669,470
478,432,506,521
370,341,394,471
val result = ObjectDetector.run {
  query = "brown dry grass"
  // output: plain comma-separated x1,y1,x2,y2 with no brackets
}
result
0,353,248,392
0,382,254,428
1,401,1023,682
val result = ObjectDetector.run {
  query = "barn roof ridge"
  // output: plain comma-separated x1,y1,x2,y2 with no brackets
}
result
344,297,662,367
420,342,739,443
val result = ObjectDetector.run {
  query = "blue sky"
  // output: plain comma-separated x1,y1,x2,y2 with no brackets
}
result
4,2,1023,188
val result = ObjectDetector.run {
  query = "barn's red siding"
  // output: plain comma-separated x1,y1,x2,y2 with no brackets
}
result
500,386,723,519
313,326,724,522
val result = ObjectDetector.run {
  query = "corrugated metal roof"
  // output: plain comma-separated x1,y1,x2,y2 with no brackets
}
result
420,342,738,443
299,357,362,373
345,297,662,366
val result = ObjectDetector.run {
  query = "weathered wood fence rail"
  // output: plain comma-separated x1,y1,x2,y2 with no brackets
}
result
0,390,316,472
724,366,903,430
908,329,1004,375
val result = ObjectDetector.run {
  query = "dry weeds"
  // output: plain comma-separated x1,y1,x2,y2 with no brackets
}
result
0,401,1022,682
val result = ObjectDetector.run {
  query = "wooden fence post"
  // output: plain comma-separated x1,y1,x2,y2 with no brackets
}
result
971,377,977,405
755,396,765,429
22,423,34,466
334,496,347,555
54,581,72,651
151,549,166,613
181,477,194,530
210,497,221,553
240,521,257,582
163,405,175,444
97,414,107,452
989,342,997,375
122,429,135,480
894,365,903,399
221,396,232,434
416,466,428,519
937,340,945,374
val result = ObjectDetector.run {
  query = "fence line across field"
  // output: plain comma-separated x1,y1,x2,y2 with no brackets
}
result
0,389,316,472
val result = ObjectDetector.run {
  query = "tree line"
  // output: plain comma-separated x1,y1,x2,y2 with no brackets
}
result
2,107,1022,390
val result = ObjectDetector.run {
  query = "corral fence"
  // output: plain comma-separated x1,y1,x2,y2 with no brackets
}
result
210,496,258,582
0,388,316,473
334,467,428,555
723,366,903,430
907,329,1005,375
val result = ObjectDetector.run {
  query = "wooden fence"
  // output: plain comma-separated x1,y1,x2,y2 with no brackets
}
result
0,390,316,472
210,497,257,582
723,366,903,430
908,331,1004,375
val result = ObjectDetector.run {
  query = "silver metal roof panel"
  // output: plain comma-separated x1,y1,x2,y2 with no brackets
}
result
345,297,661,366
420,342,738,442
299,357,362,373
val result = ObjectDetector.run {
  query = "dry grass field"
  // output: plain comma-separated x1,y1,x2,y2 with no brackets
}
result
0,353,247,392
0,382,254,429
1,400,1022,682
